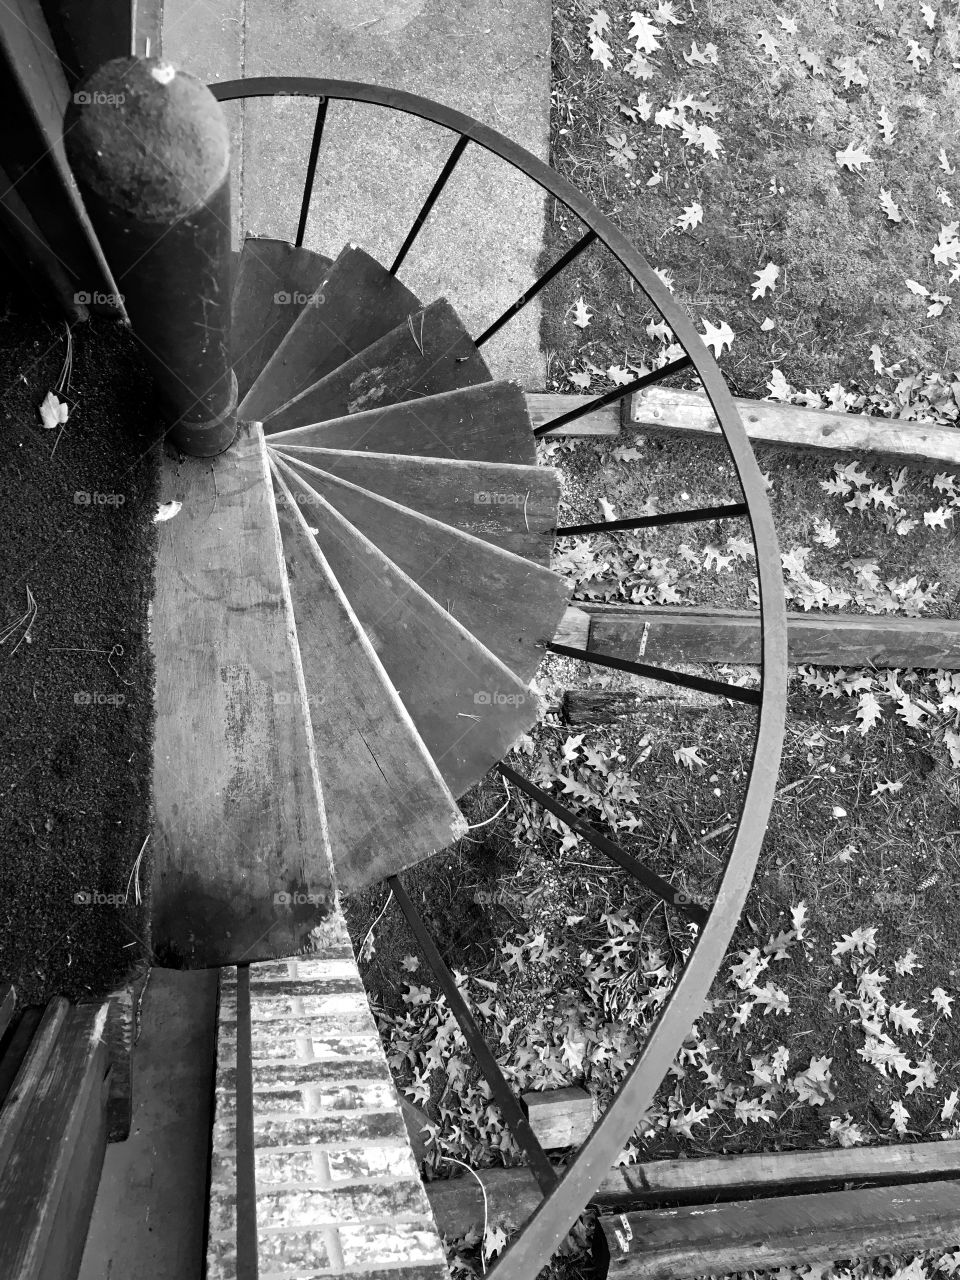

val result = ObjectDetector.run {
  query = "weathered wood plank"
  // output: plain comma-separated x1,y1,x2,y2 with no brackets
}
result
0,1002,110,1280
523,1087,596,1150
243,244,422,423
273,459,568,680
630,385,960,465
272,447,560,566
596,1180,960,1279
0,985,15,1042
554,606,591,650
561,689,711,726
271,461,467,893
0,1008,43,1114
230,237,331,400
267,382,538,466
575,603,960,670
426,1141,960,1239
526,394,620,438
151,422,334,969
78,966,150,1142
271,455,535,801
264,298,491,433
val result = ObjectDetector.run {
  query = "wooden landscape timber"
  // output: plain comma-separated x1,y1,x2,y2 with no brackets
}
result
629,385,960,465
425,1139,960,1240
526,393,621,437
595,1180,960,1279
522,1087,596,1150
553,604,960,670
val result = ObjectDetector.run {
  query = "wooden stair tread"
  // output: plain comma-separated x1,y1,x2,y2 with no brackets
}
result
240,244,422,423
600,1180,960,1279
272,455,536,799
271,446,559,566
230,237,332,401
270,462,468,891
270,458,569,683
0,1000,110,1280
150,422,334,969
262,298,493,434
266,382,537,465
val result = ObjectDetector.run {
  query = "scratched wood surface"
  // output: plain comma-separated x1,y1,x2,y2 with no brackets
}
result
150,422,334,968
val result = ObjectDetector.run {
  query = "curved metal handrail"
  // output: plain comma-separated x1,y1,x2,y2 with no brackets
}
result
211,76,788,1278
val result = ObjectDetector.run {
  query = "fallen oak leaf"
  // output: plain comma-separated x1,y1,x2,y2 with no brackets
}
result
676,201,704,231
799,47,825,75
752,262,780,298
571,296,593,328
879,189,902,223
699,317,734,356
683,40,718,65
877,105,896,144
836,142,873,173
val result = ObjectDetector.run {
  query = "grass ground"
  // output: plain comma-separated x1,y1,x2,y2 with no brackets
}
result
344,1,960,1276
0,286,160,1007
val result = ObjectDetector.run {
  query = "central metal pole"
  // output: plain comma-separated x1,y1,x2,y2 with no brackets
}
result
65,57,237,456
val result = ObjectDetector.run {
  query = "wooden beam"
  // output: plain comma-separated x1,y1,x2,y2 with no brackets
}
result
595,1180,960,1279
522,1087,596,1150
425,1140,960,1240
562,690,711,726
563,603,960,670
526,393,621,438
630,386,960,466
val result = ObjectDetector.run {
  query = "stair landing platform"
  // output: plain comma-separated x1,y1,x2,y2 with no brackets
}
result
79,911,449,1279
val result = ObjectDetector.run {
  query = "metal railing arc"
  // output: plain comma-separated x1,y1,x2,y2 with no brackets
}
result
210,75,788,1280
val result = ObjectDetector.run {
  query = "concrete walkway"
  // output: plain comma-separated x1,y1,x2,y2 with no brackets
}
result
161,0,550,388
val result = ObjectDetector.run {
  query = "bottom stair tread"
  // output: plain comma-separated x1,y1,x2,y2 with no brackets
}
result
274,465,467,891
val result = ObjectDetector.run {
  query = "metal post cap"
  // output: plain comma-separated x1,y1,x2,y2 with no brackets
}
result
64,57,230,223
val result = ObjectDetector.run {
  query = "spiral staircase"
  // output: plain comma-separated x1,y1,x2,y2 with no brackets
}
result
0,52,788,1280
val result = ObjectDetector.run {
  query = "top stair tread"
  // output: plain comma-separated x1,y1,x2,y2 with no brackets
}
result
262,298,493,434
266,382,538,466
271,463,467,891
231,237,332,400
240,245,422,422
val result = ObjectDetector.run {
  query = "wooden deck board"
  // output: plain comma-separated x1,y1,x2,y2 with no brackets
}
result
273,455,537,800
150,422,334,969
0,1003,110,1280
242,244,422,423
271,462,467,892
273,447,559,566
264,298,492,434
230,237,332,400
267,382,538,465
272,459,568,682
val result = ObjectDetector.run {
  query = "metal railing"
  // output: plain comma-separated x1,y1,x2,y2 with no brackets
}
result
210,75,788,1280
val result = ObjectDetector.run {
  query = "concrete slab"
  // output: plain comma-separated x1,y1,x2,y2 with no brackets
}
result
162,0,549,388
77,969,219,1280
